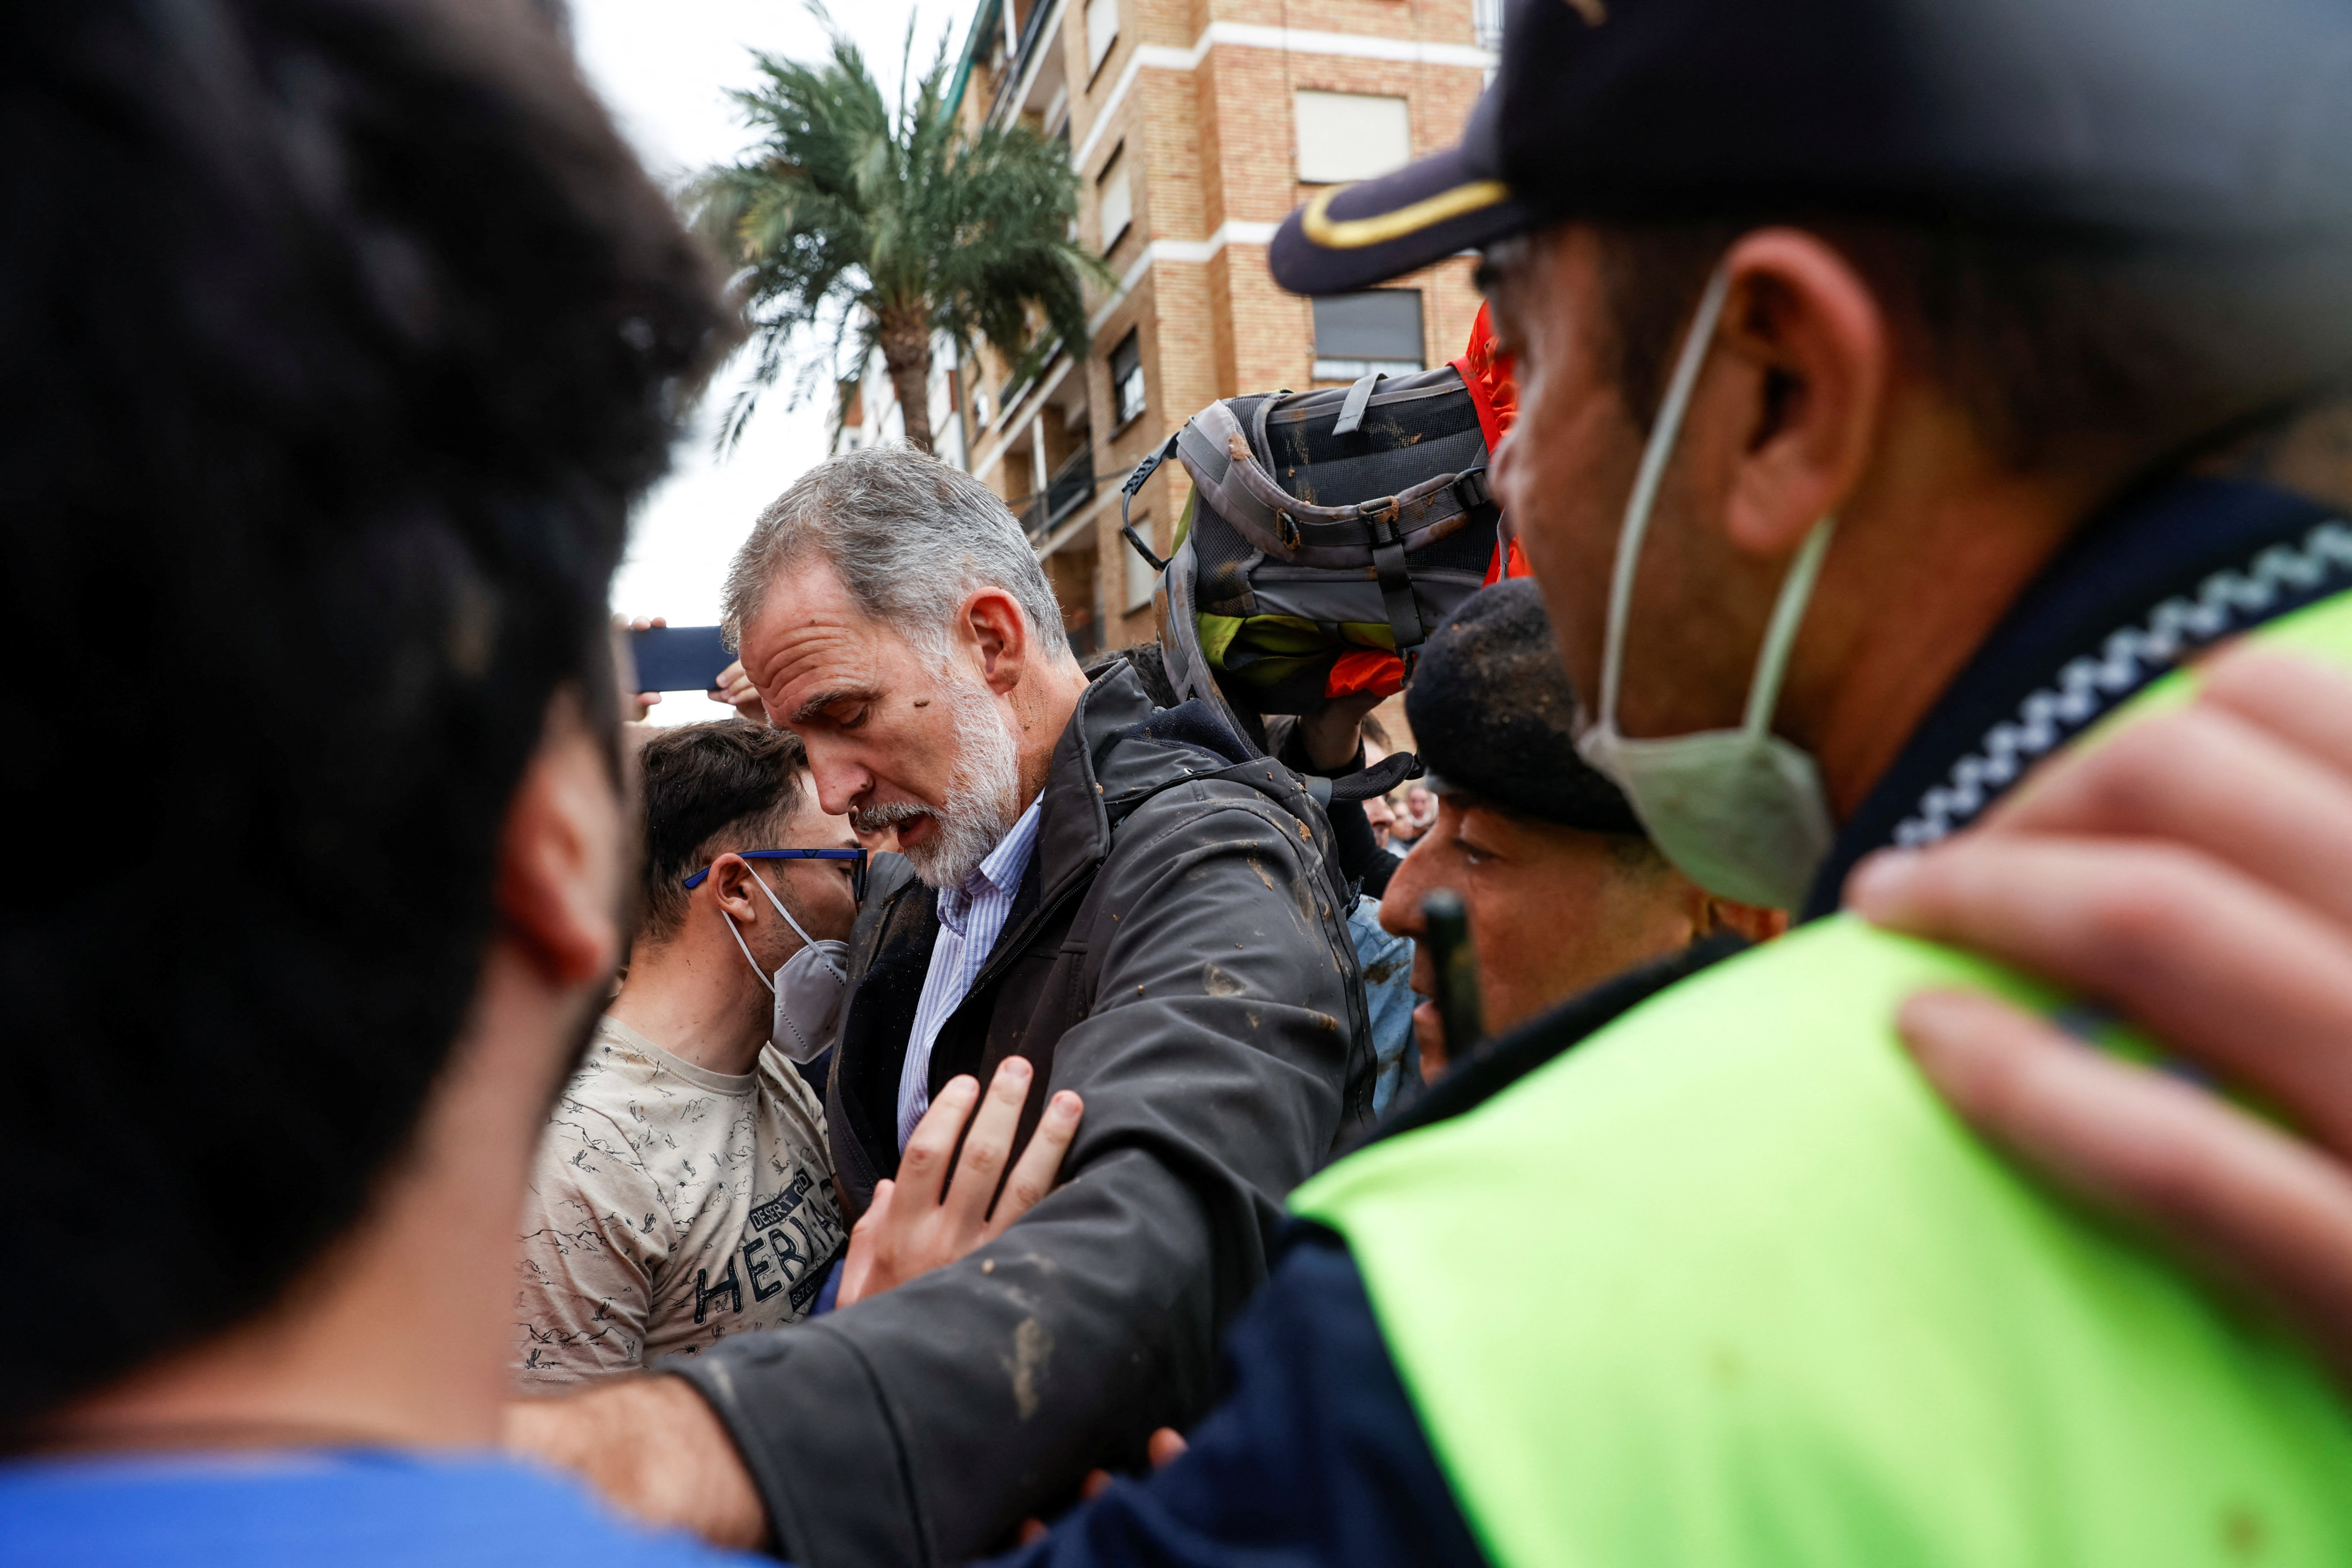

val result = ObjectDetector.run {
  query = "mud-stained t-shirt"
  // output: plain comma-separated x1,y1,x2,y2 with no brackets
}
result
512,1016,845,1388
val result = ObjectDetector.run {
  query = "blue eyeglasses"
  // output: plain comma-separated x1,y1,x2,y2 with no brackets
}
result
683,847,869,901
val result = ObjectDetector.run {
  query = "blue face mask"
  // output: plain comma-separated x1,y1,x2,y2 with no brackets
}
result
1572,260,1838,913
721,866,851,1064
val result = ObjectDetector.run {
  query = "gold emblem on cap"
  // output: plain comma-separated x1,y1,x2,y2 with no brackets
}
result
1300,179,1513,251
1562,0,1607,24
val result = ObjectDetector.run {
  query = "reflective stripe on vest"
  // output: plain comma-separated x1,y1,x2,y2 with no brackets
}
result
1289,588,2352,1568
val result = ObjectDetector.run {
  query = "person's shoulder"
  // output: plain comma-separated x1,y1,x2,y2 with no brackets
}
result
558,1018,670,1107
1107,762,1315,853
0,1452,763,1568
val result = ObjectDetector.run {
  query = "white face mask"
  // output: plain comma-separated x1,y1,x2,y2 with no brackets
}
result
720,865,851,1064
1573,261,1839,912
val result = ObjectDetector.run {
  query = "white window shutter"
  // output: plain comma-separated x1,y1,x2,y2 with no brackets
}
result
1293,92,1411,184
1085,0,1119,74
1098,164,1133,252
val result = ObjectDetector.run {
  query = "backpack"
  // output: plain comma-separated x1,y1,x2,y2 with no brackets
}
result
1120,365,1503,742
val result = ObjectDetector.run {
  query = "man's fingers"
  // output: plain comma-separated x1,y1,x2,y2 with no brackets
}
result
898,1075,980,1208
1080,1467,1114,1502
1851,836,2352,1154
2197,645,2352,778
1145,1427,1188,1469
987,1090,1083,1237
1899,988,2352,1381
942,1057,1033,1231
836,1179,894,1308
1972,698,2352,933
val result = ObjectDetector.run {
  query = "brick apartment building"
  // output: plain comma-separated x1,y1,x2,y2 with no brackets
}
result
833,0,1499,658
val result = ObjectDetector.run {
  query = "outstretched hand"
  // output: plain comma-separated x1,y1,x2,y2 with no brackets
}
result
836,1056,1083,1308
1850,646,2352,1385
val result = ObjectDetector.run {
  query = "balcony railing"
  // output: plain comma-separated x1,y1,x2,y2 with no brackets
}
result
989,0,1057,125
1472,0,1505,50
1012,444,1097,542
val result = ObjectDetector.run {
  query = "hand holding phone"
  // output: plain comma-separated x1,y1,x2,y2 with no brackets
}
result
627,624,733,695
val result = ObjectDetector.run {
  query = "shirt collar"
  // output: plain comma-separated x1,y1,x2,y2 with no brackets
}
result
938,796,1044,928
1802,474,2352,919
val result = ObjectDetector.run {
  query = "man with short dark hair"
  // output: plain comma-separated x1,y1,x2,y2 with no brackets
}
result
513,720,856,1387
0,0,758,1559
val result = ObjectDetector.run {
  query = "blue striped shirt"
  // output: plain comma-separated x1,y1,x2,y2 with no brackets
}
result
896,797,1044,1149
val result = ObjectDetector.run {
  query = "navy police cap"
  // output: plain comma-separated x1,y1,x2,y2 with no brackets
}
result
1273,0,2352,296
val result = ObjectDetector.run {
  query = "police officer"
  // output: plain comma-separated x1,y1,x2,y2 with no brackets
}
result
991,0,2352,1559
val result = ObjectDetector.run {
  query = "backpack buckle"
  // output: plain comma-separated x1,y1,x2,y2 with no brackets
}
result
1452,466,1493,512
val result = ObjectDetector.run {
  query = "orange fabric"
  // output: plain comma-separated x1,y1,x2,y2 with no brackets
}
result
1483,535,1533,586
1458,301,1527,587
1450,300,1519,452
1326,648,1409,700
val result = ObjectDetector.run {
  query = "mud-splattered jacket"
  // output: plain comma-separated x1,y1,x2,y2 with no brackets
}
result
673,659,1375,1566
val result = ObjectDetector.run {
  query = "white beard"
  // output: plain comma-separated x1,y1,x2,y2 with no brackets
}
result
853,676,1023,890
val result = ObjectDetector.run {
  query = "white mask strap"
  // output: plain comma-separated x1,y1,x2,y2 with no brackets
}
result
713,860,818,994
743,863,821,951
719,891,775,995
1741,517,1837,736
1596,261,1736,736
1594,259,1835,743
741,861,848,986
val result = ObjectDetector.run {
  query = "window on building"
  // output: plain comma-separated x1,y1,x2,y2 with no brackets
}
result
1097,149,1133,253
1085,0,1119,76
1293,91,1411,184
1124,513,1157,609
1111,328,1146,426
1312,291,1424,380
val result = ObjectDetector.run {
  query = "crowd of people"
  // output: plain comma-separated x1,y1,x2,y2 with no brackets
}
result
15,0,2352,1565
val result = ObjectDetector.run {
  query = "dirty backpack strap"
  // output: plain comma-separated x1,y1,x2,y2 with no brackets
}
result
1121,433,1181,572
1363,499,1425,677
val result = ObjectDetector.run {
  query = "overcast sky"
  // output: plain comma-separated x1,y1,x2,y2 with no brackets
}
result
571,0,943,719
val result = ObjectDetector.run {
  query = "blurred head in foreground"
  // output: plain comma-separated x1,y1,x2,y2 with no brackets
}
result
0,0,724,1442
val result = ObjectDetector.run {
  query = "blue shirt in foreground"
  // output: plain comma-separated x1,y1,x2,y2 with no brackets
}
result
0,1450,766,1568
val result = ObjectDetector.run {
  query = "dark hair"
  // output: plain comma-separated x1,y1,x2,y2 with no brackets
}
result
0,0,726,1429
1084,641,1182,707
1590,218,2352,472
637,722,811,943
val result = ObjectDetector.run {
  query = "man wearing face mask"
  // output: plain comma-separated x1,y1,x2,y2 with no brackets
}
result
512,720,860,1386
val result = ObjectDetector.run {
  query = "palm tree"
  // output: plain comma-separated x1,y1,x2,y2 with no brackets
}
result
686,13,1107,456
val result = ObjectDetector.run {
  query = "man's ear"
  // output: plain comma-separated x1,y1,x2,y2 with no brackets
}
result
963,586,1034,695
495,691,627,987
707,852,762,927
1710,228,1890,557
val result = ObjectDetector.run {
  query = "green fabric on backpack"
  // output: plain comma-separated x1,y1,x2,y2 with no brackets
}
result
1291,588,2352,1568
1197,612,1405,692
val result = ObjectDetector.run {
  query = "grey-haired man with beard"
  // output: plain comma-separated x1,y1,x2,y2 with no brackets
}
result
511,443,1374,1565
